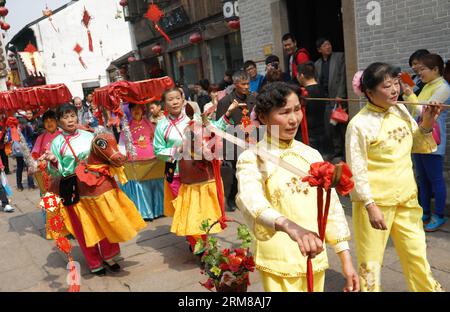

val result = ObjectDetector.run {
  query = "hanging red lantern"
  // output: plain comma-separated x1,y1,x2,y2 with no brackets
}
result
228,19,240,30
1,22,10,31
119,0,128,7
82,7,94,52
189,32,202,44
0,7,8,17
152,44,162,55
127,56,136,63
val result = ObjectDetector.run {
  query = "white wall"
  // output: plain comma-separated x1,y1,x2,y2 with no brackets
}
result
31,0,132,97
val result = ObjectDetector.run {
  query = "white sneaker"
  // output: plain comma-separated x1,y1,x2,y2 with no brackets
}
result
3,205,15,213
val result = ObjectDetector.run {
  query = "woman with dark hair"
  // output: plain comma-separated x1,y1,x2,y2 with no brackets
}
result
236,82,359,292
31,110,62,239
408,49,430,95
346,63,442,291
43,103,146,275
401,54,450,231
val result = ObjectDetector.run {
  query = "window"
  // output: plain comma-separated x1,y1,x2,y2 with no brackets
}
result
209,32,243,84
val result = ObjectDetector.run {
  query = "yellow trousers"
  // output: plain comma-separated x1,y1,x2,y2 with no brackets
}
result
353,203,442,292
259,270,325,292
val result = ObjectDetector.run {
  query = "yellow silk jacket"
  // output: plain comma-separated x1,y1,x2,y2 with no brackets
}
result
236,136,351,277
345,102,436,207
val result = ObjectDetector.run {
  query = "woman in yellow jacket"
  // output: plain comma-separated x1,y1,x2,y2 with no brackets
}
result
402,54,450,231
236,82,359,292
346,62,443,292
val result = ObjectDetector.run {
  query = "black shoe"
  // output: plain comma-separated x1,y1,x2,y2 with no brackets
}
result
91,268,106,276
103,261,121,272
17,186,24,192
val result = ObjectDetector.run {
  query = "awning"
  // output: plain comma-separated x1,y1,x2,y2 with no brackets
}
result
93,76,174,117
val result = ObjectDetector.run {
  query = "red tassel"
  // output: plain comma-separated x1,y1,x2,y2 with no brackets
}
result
154,23,171,43
301,105,309,145
307,257,314,292
87,30,93,52
212,159,227,229
321,190,332,240
78,56,87,69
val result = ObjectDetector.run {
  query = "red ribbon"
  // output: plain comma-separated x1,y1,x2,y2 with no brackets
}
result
87,30,93,52
302,161,354,292
299,88,309,146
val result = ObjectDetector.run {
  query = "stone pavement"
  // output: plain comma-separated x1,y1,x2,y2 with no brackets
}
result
0,162,449,292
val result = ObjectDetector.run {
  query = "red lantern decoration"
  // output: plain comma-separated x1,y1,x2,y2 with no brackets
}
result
127,56,136,63
74,43,87,69
152,44,162,55
189,32,202,44
1,22,10,31
119,0,128,7
0,7,8,17
228,19,240,30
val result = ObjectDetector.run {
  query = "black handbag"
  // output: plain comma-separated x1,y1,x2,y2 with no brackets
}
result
59,173,80,206
164,161,177,184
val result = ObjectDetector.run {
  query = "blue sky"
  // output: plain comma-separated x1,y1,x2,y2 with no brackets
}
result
5,0,69,41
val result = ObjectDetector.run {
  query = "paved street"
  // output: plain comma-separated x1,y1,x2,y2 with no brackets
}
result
1,162,449,292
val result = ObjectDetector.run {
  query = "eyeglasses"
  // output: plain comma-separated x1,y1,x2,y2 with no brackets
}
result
245,67,256,72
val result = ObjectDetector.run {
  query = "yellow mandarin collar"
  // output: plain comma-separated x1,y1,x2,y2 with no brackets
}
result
426,77,444,88
366,101,389,113
265,134,294,150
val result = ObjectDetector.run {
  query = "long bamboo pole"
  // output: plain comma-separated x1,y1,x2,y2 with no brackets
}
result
302,97,450,108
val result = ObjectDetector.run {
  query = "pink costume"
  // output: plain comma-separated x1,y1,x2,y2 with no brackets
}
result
123,118,156,160
32,130,62,159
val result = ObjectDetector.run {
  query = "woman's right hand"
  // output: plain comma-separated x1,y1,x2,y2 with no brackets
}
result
366,203,387,230
275,217,324,258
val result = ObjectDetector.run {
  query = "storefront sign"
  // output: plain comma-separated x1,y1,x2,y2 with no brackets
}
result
223,0,239,20
160,6,190,33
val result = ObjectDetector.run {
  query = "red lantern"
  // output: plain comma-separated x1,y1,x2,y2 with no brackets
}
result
0,7,8,17
119,0,128,7
128,56,136,63
1,22,10,31
152,44,162,55
228,19,240,30
189,32,202,44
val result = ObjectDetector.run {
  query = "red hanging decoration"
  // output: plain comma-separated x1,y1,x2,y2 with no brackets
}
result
302,162,354,292
189,32,203,44
0,7,8,17
144,4,171,43
73,43,87,69
43,6,59,33
24,42,38,73
227,19,240,30
1,22,10,31
82,7,93,52
152,44,162,55
119,0,128,7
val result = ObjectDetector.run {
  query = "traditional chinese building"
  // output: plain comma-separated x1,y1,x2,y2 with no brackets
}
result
7,0,133,97
122,0,243,87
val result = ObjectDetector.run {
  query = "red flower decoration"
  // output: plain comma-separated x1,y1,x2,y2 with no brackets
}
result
202,278,215,290
49,215,64,233
234,248,246,257
222,248,230,257
227,254,243,273
242,257,255,271
56,237,72,254
219,263,229,271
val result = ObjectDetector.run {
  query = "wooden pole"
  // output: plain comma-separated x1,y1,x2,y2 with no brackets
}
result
302,97,450,108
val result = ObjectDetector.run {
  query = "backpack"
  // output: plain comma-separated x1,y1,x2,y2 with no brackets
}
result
11,141,23,157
